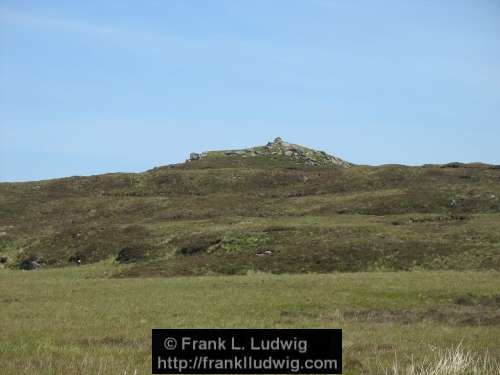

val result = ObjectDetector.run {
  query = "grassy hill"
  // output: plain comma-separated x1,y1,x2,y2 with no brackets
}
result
1,139,500,374
1,138,499,276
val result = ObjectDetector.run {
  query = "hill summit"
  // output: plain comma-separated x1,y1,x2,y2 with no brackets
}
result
188,137,352,167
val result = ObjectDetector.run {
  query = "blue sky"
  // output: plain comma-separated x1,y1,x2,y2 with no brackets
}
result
1,0,499,181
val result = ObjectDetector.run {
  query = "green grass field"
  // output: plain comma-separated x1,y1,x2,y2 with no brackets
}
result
1,266,499,374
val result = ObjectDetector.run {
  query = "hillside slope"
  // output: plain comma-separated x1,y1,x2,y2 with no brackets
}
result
1,139,499,276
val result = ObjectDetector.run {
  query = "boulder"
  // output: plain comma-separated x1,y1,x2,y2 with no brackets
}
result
189,153,201,161
19,259,41,270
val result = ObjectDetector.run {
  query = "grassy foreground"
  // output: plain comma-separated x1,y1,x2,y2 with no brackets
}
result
1,266,499,374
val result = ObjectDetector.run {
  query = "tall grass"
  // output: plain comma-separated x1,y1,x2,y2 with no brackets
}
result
16,356,140,375
386,344,500,375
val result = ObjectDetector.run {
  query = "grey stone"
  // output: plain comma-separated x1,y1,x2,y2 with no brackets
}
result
190,138,353,168
19,259,41,270
256,250,273,256
189,153,201,161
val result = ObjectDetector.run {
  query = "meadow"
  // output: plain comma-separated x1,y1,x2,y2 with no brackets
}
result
1,265,499,374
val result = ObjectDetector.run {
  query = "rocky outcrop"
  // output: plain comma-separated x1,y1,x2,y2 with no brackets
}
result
262,137,352,166
188,137,352,167
189,153,202,161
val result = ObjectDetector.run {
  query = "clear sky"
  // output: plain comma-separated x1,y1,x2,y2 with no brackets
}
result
1,0,499,181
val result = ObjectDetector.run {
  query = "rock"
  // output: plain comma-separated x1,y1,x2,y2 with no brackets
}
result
0,255,8,263
19,259,41,270
256,250,273,256
189,153,201,161
199,138,352,167
304,157,317,166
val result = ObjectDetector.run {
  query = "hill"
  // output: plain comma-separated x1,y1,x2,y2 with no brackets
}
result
1,138,499,276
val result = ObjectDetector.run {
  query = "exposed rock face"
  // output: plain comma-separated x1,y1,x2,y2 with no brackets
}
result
188,137,352,167
189,153,201,161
